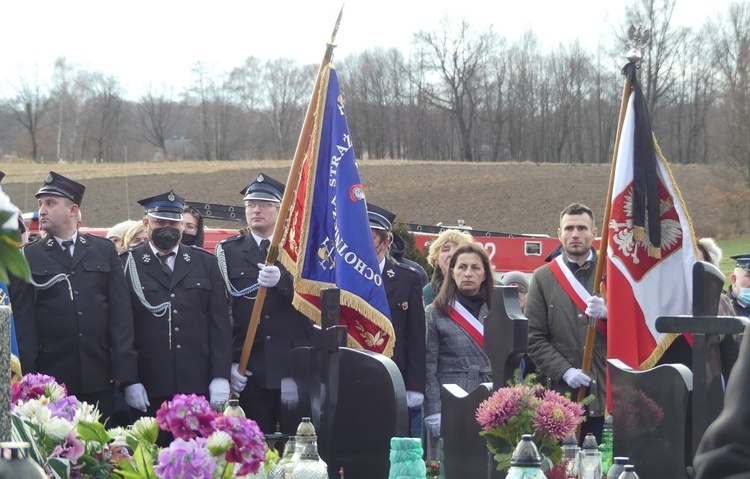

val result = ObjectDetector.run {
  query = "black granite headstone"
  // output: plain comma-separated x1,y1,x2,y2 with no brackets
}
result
440,286,528,479
282,288,407,479
608,358,692,478
655,260,750,458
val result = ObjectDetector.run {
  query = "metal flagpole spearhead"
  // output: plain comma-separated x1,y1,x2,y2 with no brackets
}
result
330,4,344,45
626,24,651,67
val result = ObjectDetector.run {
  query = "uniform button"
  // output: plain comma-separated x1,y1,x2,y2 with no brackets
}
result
173,309,178,314
264,315,270,320
176,345,181,349
170,293,176,298
74,291,79,295
71,271,76,276
578,313,583,318
78,312,83,316
196,282,201,286
174,327,180,332
78,333,83,337
266,336,271,340
240,272,245,276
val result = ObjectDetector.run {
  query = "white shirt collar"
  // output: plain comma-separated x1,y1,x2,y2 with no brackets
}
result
54,231,78,247
378,257,386,273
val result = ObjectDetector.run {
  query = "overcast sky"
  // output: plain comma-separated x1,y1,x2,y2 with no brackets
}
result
0,0,736,100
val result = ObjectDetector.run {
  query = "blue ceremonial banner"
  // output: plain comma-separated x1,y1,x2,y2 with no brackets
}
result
280,65,395,356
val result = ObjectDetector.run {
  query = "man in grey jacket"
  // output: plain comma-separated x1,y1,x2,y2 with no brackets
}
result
525,203,607,442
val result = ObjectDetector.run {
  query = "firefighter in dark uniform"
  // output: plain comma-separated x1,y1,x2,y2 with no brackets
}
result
367,203,426,438
10,171,137,420
728,254,750,318
218,173,314,434
119,190,231,419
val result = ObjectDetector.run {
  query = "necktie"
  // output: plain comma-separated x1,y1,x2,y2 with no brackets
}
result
61,240,74,257
158,252,175,276
260,239,270,259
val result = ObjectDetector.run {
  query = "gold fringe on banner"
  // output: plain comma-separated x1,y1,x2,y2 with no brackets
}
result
633,225,645,243
647,244,662,259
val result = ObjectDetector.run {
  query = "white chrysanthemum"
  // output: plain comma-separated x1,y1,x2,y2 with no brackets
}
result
108,427,129,447
131,416,159,444
74,401,100,423
206,430,234,456
14,399,52,423
44,382,67,401
42,416,75,441
0,186,19,230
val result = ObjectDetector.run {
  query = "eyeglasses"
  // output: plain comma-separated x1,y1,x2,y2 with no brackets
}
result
245,201,276,210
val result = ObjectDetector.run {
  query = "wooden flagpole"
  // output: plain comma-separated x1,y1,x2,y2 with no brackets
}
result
237,6,344,377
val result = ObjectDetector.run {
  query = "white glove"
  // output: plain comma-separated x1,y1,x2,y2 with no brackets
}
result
209,378,231,410
230,363,251,394
406,391,424,408
124,383,150,412
280,377,299,408
585,295,607,318
257,264,281,288
424,413,441,437
562,368,592,389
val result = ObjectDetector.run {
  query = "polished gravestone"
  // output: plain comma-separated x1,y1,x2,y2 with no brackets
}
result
608,358,692,478
282,288,408,479
441,286,528,479
655,260,750,459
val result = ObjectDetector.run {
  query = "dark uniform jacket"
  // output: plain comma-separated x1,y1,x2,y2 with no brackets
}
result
11,232,137,394
120,242,231,398
219,233,314,389
382,256,426,394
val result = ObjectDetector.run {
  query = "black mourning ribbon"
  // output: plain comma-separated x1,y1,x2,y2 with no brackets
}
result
61,240,74,257
157,252,175,277
260,239,270,260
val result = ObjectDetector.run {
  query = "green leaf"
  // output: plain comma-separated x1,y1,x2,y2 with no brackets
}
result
133,444,157,478
77,420,110,444
493,452,512,471
221,462,235,479
10,415,44,465
48,457,71,479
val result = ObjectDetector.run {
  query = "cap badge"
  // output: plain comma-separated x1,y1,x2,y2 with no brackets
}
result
183,253,191,263
45,172,53,184
401,301,409,311
256,173,265,182
142,254,151,263
168,192,175,202
387,269,395,278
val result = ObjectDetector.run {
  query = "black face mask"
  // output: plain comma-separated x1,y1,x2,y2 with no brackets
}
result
181,233,197,246
151,226,181,250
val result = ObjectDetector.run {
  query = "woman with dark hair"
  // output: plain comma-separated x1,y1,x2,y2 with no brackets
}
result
181,204,205,247
423,242,495,440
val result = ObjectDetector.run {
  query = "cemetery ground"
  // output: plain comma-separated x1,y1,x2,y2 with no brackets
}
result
2,158,748,279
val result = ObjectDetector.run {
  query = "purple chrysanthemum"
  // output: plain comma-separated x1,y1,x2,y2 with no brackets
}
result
155,438,216,479
11,373,65,403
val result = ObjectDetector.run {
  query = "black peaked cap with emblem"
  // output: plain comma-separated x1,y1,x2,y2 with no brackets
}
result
367,203,396,231
35,171,86,206
731,254,750,271
241,173,285,203
137,190,185,221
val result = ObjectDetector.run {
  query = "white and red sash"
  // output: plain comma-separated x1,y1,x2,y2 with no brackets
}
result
549,254,607,336
446,301,484,347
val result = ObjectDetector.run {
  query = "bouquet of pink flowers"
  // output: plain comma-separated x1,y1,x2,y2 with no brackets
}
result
11,373,128,478
475,379,585,471
117,394,269,479
11,374,273,479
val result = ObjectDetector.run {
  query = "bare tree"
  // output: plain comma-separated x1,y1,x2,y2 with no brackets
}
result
7,72,52,161
137,86,176,159
412,19,497,161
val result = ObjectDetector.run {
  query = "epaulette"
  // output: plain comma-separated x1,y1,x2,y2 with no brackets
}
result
393,261,420,276
219,234,244,245
188,244,212,254
81,232,110,243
